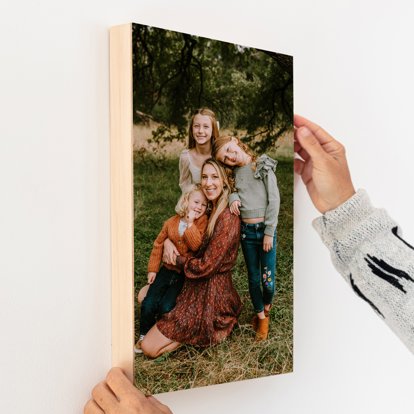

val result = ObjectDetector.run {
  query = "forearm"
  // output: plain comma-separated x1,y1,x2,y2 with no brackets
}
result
176,255,187,270
162,237,179,265
264,171,280,236
147,246,162,273
148,226,169,272
183,227,202,251
184,211,240,279
229,192,241,206
313,189,414,353
179,152,192,193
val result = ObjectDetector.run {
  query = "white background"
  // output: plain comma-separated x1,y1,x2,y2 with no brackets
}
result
1,1,413,413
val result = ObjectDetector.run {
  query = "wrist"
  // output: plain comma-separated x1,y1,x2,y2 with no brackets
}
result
317,190,371,227
176,255,187,269
324,187,356,213
312,189,397,269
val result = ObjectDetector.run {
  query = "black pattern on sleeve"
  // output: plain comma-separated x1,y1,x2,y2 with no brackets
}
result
349,274,384,318
392,226,414,251
364,254,414,294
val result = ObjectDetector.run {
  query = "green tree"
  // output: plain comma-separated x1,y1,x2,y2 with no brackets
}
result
132,24,293,151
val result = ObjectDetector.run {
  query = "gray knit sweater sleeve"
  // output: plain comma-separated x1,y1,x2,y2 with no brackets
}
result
229,191,241,206
313,189,414,353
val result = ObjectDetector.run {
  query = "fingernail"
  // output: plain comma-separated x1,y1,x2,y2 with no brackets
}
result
297,126,311,138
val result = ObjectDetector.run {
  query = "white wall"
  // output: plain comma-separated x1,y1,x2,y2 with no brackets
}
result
1,1,413,413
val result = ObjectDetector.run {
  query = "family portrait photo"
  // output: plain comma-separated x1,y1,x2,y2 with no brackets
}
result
132,23,294,393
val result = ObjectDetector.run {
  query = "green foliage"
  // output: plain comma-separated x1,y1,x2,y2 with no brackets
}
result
133,154,293,393
133,24,293,152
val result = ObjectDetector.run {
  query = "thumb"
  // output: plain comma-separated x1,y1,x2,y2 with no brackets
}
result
296,126,325,160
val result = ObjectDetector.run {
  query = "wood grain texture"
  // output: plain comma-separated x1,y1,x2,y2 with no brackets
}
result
109,23,134,379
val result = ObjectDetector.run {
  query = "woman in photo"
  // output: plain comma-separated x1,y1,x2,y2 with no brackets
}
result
141,158,242,358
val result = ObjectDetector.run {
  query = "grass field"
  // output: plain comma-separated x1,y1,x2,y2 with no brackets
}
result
133,153,293,394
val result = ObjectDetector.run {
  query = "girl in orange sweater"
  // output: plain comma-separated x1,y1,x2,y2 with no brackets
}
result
135,185,209,353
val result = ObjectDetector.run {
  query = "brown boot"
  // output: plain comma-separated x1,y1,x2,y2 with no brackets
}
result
252,307,271,332
255,316,269,341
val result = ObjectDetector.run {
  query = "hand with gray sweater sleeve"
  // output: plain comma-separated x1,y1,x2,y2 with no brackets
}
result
229,191,241,215
313,190,414,353
295,114,414,353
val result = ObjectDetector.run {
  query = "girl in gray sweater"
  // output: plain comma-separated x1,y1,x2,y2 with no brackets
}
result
213,135,280,341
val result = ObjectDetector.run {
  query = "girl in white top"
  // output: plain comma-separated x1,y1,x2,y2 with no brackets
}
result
178,108,220,193
167,108,220,267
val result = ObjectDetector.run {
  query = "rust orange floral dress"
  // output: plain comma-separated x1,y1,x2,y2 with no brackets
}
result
157,208,242,347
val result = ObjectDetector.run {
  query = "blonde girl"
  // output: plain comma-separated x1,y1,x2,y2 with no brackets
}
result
178,108,220,193
213,135,280,341
135,185,208,353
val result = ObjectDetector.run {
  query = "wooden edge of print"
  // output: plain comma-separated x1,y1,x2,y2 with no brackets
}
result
109,23,134,379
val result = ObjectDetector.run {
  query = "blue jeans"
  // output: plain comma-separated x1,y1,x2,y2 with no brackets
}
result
240,222,277,313
139,266,184,335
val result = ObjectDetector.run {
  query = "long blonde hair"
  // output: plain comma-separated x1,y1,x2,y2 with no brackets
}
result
188,108,220,149
202,158,231,239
